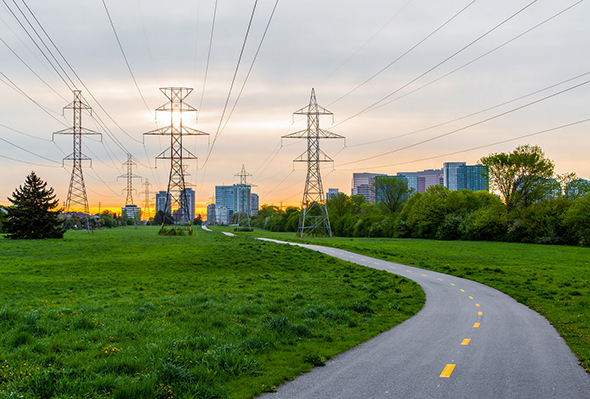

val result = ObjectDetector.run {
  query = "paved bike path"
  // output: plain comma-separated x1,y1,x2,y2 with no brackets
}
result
257,239,590,399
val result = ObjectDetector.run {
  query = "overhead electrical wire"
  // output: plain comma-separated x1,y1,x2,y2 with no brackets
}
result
350,69,590,149
199,0,218,112
201,0,260,169
326,0,479,107
0,36,67,101
0,153,63,167
338,78,590,167
0,70,68,126
0,135,61,164
336,118,590,171
341,0,586,130
335,0,540,126
101,0,153,118
317,0,415,88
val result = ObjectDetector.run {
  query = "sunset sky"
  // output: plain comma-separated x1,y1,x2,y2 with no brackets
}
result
1,0,589,217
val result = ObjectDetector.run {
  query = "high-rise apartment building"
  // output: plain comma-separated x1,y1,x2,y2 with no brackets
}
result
250,193,259,215
351,173,380,203
443,162,467,191
418,169,444,193
215,185,235,215
397,172,419,193
457,164,488,192
179,188,195,222
155,191,171,214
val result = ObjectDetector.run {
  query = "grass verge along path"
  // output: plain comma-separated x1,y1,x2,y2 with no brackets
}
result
0,227,424,398
246,229,590,373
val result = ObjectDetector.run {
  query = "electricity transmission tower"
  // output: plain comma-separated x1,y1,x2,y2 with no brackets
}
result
234,164,255,231
143,87,209,233
53,90,101,214
142,178,154,221
282,88,344,237
117,154,142,205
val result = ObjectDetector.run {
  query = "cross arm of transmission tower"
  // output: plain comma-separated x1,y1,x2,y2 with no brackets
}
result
292,103,333,117
143,125,210,136
52,127,102,140
155,147,198,160
282,128,344,140
292,148,335,163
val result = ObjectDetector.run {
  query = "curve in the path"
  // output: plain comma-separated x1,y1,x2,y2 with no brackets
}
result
257,238,590,399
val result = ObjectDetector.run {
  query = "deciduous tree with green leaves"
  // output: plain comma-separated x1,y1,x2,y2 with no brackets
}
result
4,171,64,239
372,175,414,214
479,144,555,213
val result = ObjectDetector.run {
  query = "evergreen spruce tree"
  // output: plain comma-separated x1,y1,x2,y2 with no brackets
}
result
4,171,65,239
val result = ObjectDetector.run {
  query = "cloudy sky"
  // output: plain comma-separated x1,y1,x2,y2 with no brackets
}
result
1,0,589,215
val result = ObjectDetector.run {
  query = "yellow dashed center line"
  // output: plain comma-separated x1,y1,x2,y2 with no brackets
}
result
451,283,455,286
473,323,481,328
478,311,483,315
437,278,443,281
389,266,395,269
422,274,428,277
460,289,465,292
374,262,380,265
406,270,412,273
461,339,471,346
475,304,480,307
440,364,456,378
469,296,474,299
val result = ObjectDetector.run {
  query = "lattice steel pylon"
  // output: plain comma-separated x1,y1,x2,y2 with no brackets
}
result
117,153,142,206
234,164,255,230
52,90,101,214
141,178,154,221
282,88,344,237
143,88,209,233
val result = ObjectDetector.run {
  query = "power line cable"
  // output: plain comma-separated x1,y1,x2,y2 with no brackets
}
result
350,69,590,148
100,0,153,117
199,0,218,111
344,0,586,127
336,118,590,171
327,0,479,107
336,0,540,126
0,36,68,101
338,78,590,167
0,153,63,167
317,0,415,87
0,135,61,164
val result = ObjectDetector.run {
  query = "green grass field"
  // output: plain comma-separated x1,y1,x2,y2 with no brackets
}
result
243,228,590,373
0,227,424,399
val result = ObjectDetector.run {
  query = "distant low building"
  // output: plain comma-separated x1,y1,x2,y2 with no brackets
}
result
326,188,340,201
418,169,444,193
352,173,381,203
122,204,140,222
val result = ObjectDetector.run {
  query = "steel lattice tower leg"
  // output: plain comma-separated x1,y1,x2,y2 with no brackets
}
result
143,88,209,233
53,90,101,214
282,89,345,237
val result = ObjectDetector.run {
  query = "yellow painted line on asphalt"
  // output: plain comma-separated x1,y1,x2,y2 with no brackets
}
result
406,270,412,273
422,274,428,277
350,255,355,259
390,266,395,269
361,259,366,262
474,323,481,328
374,262,380,265
451,283,455,286
461,339,471,346
469,296,474,299
440,364,456,378
478,311,483,315
475,304,480,307
437,278,443,281
460,289,465,292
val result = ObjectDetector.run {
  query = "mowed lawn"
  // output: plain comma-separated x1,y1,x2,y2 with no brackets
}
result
0,227,424,399
248,229,590,373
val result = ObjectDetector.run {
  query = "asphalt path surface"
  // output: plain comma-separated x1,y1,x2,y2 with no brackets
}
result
257,238,590,399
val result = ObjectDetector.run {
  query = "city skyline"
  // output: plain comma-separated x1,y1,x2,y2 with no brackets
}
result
1,0,589,215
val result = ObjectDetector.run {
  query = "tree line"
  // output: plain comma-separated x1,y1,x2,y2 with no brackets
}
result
252,145,590,246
